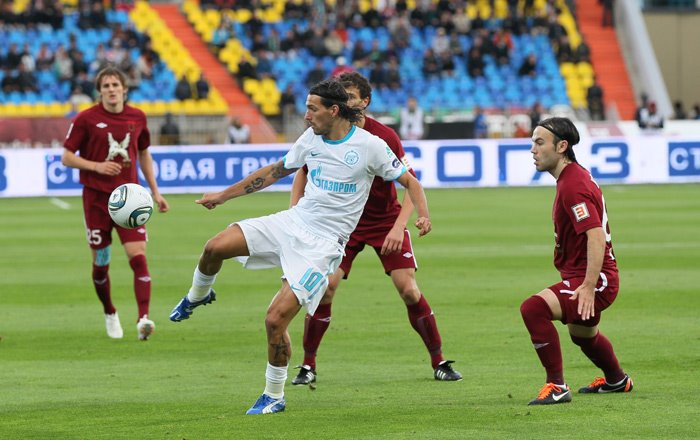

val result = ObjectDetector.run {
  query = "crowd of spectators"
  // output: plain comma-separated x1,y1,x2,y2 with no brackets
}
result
0,0,179,103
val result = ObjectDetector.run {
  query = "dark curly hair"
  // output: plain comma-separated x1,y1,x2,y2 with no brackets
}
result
309,79,362,123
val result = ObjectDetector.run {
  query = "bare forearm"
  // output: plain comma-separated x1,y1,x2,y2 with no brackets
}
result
394,189,415,229
222,160,294,202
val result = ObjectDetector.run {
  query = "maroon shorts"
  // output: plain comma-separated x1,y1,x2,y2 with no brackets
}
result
82,186,148,250
340,228,417,278
548,273,619,326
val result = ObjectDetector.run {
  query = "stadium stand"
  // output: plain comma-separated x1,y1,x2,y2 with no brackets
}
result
0,0,641,142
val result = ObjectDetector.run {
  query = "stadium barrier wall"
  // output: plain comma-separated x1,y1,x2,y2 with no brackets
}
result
1,136,699,198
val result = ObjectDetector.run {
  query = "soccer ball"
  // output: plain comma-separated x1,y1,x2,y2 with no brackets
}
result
108,183,154,228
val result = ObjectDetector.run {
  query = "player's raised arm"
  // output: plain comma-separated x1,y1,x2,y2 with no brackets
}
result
395,171,431,236
197,160,298,210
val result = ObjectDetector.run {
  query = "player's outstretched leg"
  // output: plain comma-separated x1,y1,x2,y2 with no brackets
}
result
245,394,286,415
291,365,316,385
528,383,572,405
169,289,216,322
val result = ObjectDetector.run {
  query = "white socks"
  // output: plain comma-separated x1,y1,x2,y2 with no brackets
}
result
263,363,287,399
187,267,216,302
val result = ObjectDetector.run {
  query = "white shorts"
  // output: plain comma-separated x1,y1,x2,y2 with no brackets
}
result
234,210,344,315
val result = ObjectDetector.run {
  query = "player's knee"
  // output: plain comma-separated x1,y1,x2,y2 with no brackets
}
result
520,295,550,320
264,311,285,335
202,236,227,260
397,285,421,304
94,246,111,266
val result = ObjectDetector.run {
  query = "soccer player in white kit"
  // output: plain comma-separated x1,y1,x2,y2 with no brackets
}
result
169,79,432,415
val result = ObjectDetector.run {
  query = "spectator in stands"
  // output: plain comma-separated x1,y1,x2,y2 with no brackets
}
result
195,73,210,100
73,71,95,98
91,43,109,73
366,40,384,65
601,0,614,28
53,45,73,82
211,22,231,52
227,116,251,144
467,45,485,78
71,51,89,76
280,85,296,111
385,58,402,89
331,57,353,78
473,106,488,139
160,113,181,146
387,10,411,49
351,41,369,67
1,68,19,93
35,43,54,71
306,61,326,87
556,35,574,63
399,96,425,140
106,38,128,69
309,28,329,58
634,93,649,126
692,104,700,120
4,43,22,70
452,7,471,35
368,61,386,88
422,48,441,78
175,75,193,101
69,86,93,107
587,77,605,121
448,30,465,57
529,102,544,130
673,100,687,120
575,39,592,63
438,51,456,77
324,30,345,59
431,27,450,54
236,56,257,82
518,53,538,77
638,101,664,130
255,50,274,79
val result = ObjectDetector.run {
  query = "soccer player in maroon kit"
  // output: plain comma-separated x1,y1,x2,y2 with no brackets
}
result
289,72,462,384
62,66,169,340
522,117,633,405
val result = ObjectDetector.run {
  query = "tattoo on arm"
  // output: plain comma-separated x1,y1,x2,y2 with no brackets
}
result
271,161,296,179
244,177,265,194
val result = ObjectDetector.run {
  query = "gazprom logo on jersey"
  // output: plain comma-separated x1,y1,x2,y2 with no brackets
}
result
668,142,700,176
310,166,357,193
46,150,291,189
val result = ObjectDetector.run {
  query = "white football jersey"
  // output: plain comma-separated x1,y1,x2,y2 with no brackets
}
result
284,125,407,243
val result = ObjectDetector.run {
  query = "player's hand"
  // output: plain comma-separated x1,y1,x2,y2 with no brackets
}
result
414,217,432,237
380,226,405,255
95,161,121,176
154,195,170,213
570,283,596,321
196,192,225,210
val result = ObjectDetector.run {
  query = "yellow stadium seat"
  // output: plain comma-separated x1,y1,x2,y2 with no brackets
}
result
560,62,576,78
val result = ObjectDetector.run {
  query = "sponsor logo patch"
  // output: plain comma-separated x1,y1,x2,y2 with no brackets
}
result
96,122,107,128
571,202,590,222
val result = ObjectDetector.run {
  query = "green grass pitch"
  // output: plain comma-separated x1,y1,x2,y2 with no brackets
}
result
1,184,699,439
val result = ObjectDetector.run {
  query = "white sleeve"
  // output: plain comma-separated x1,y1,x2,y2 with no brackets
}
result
367,136,407,181
283,128,314,169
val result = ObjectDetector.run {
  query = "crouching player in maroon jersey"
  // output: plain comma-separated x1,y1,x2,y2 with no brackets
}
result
62,66,169,340
289,72,462,384
522,117,633,405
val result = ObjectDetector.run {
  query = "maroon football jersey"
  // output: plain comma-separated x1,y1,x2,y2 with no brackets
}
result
552,163,618,280
353,116,417,234
64,103,150,194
